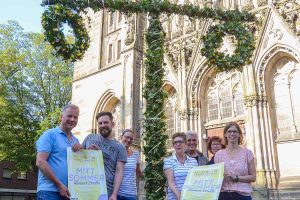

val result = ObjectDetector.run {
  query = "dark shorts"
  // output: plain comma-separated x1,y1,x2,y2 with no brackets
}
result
37,191,69,200
218,192,252,200
117,195,137,200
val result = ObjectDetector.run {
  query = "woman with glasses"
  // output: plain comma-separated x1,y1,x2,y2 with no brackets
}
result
163,132,198,200
118,129,142,200
207,136,225,165
215,122,256,200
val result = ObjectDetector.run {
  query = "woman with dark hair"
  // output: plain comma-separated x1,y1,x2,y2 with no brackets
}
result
215,122,256,200
163,132,198,200
118,129,142,200
207,136,225,165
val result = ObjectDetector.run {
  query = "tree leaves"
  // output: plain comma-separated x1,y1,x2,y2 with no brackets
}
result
0,21,73,173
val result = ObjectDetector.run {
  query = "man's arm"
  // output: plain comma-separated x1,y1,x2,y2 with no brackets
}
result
36,152,70,198
109,161,125,200
136,163,143,179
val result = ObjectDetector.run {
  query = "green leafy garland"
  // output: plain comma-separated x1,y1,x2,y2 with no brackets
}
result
41,0,255,70
143,14,168,200
42,4,90,61
201,21,255,71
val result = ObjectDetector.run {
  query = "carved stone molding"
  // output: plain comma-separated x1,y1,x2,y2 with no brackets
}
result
166,33,199,72
167,52,180,72
178,108,199,120
204,119,245,130
273,0,300,37
242,0,255,11
125,14,136,45
178,110,188,120
257,0,268,7
268,29,283,41
247,5,268,47
188,108,199,120
244,95,268,107
191,65,210,108
184,48,193,66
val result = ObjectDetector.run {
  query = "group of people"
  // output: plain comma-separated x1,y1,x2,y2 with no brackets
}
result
165,122,256,200
35,104,256,200
36,104,141,200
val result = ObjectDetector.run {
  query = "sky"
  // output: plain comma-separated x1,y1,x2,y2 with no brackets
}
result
0,0,44,33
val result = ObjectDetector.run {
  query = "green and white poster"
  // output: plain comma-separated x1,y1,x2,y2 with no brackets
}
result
181,163,224,200
67,148,108,200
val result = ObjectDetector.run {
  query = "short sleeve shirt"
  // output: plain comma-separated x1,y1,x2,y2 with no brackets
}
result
36,127,79,192
163,154,198,200
82,134,127,196
215,148,254,196
118,151,140,197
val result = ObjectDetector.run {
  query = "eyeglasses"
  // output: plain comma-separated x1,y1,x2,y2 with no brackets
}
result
226,130,239,134
123,135,134,141
211,143,222,147
173,140,185,145
187,139,197,142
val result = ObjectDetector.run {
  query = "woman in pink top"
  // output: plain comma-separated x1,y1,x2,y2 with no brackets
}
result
215,122,256,200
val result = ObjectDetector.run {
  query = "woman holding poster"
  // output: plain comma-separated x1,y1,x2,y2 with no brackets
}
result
118,129,143,200
163,132,198,200
215,122,256,200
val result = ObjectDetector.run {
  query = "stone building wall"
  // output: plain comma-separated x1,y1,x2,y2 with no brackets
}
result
72,1,300,199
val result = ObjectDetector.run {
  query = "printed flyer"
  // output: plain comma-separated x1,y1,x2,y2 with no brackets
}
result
67,148,108,200
181,163,224,200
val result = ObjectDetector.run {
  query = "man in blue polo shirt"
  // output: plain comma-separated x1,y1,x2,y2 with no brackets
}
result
36,104,80,200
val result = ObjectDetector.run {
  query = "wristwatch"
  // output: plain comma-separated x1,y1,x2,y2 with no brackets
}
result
234,175,239,182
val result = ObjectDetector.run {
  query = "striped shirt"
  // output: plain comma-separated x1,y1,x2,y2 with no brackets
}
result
163,154,198,200
118,151,140,197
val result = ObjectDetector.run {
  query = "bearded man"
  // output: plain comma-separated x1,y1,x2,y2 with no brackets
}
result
73,111,127,200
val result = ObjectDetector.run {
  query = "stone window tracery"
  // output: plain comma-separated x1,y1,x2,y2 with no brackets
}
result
290,70,300,127
220,82,232,118
207,89,219,121
165,89,180,149
206,71,245,122
272,60,300,134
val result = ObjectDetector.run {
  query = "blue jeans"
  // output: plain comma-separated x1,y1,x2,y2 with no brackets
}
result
117,195,137,200
219,192,252,200
37,191,69,200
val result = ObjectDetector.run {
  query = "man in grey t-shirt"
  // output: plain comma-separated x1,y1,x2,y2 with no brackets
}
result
73,112,127,200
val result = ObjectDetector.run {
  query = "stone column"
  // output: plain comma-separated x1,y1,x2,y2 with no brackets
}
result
243,66,277,199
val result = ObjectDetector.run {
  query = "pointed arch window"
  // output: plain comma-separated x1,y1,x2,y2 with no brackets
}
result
206,71,245,122
272,60,300,134
290,70,300,128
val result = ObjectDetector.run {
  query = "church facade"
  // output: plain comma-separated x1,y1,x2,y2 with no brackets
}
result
71,0,300,199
